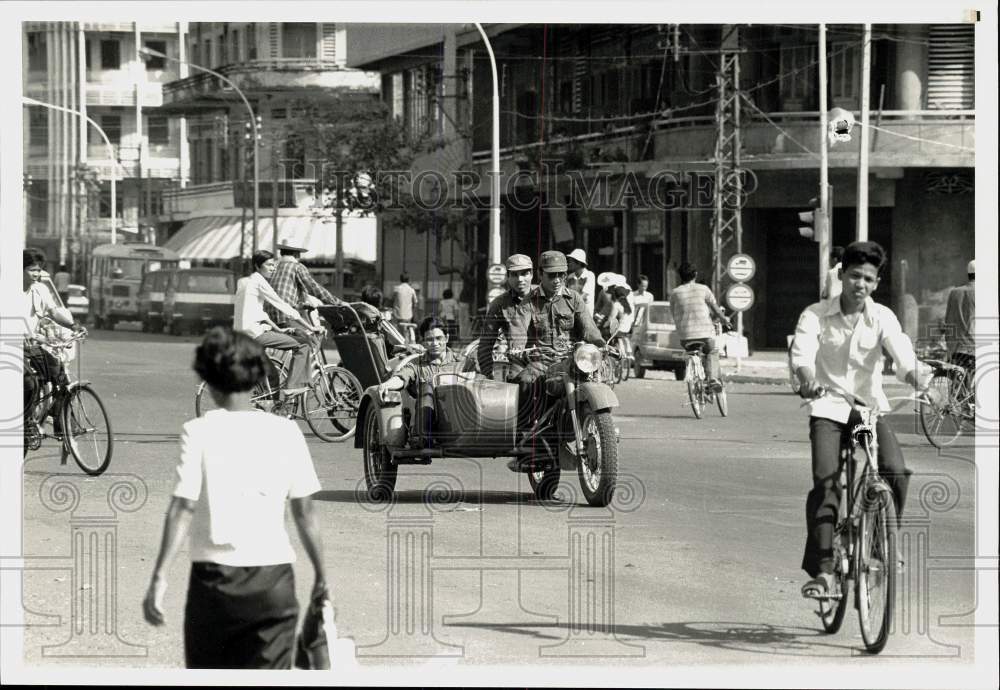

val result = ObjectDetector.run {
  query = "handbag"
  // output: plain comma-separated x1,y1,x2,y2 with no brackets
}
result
294,591,336,670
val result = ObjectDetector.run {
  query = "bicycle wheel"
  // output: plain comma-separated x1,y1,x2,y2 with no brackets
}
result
819,531,850,633
716,384,729,416
687,380,704,419
303,365,363,442
61,384,113,476
857,480,898,653
919,373,964,448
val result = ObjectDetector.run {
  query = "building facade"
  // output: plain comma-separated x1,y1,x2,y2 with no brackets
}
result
349,23,976,348
22,21,188,281
157,22,382,299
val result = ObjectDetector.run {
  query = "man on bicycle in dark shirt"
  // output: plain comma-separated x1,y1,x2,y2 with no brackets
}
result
791,241,943,599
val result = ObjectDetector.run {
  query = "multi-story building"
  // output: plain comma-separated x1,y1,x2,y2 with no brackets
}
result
22,21,188,280
156,22,382,298
349,23,976,348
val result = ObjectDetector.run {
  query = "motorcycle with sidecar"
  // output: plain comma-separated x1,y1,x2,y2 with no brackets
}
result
318,304,621,506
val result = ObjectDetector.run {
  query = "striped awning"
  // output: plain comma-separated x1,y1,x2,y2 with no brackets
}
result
164,214,377,262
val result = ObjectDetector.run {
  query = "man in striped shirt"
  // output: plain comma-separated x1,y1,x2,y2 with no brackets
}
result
267,238,342,328
669,262,731,391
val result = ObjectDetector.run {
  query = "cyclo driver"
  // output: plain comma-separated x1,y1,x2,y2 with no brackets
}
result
477,251,604,466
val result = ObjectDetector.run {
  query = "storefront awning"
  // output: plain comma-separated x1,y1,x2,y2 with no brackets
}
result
164,214,377,262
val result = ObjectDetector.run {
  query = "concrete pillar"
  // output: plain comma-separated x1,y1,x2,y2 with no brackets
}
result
894,25,927,116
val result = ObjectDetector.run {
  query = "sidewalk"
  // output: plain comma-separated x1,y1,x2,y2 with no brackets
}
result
720,349,791,386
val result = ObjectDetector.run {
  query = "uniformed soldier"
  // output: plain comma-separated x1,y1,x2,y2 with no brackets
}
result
478,250,603,423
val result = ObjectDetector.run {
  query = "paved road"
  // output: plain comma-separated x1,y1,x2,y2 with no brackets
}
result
17,330,982,672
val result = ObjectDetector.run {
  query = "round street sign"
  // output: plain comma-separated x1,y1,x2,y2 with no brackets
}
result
726,253,756,282
725,283,755,312
486,264,507,286
69,240,82,255
487,287,506,303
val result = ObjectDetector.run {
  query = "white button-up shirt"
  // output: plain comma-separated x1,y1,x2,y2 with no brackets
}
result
233,272,300,339
791,296,918,423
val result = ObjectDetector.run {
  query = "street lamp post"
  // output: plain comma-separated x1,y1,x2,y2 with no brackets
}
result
474,23,501,267
23,96,119,245
140,46,259,255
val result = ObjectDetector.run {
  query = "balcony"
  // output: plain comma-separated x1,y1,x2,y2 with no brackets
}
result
23,81,165,107
79,22,179,33
471,109,975,174
159,61,380,113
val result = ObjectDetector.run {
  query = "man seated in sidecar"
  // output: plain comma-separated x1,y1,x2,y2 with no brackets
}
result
377,316,465,446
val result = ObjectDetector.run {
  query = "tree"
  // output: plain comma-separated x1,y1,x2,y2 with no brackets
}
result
283,97,485,304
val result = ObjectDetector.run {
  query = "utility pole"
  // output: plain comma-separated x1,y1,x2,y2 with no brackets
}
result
818,24,831,296
856,24,872,241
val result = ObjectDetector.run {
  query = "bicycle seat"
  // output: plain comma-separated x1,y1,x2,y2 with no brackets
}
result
684,340,710,354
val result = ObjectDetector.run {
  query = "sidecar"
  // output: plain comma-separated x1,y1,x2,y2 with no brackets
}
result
319,304,620,505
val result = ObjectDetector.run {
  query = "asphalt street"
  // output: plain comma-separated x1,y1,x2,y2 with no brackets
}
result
17,328,982,672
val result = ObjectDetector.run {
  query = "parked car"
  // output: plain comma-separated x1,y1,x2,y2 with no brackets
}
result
163,268,235,336
64,284,90,321
138,268,176,333
631,300,687,380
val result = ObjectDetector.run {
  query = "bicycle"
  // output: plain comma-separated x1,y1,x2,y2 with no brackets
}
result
195,326,363,442
607,333,632,383
24,329,113,476
918,358,975,449
802,389,905,654
682,341,728,419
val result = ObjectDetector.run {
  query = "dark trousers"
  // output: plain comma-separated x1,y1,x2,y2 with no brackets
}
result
507,360,551,428
802,412,911,578
24,345,68,426
184,562,299,669
255,330,312,389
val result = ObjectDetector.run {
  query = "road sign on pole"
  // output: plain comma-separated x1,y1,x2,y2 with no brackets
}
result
726,253,756,282
486,264,507,286
725,283,755,312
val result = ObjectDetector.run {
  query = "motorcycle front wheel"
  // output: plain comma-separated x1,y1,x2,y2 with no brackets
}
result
576,404,619,507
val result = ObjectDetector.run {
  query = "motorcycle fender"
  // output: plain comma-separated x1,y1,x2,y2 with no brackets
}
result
577,382,619,411
354,392,407,449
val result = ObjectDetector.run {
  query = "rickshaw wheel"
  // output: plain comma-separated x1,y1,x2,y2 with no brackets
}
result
363,405,397,501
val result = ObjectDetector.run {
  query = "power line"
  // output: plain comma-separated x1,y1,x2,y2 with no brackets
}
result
862,123,975,153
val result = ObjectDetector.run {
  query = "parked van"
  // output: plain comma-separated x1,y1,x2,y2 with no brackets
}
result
631,300,686,380
163,268,236,336
138,268,176,333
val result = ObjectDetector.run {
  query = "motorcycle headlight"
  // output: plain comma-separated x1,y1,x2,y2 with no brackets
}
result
573,343,602,373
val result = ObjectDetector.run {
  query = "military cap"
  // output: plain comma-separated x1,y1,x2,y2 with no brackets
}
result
538,250,568,273
505,254,533,271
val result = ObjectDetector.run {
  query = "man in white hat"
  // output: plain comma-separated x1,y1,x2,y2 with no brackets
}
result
944,258,976,383
268,236,342,328
565,248,595,316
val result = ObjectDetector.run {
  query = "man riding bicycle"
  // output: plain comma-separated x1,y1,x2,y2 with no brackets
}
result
669,262,731,391
22,249,86,439
234,250,324,396
791,240,943,599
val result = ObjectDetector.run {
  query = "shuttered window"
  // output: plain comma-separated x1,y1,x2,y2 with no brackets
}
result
926,24,974,110
282,23,317,58
321,23,337,62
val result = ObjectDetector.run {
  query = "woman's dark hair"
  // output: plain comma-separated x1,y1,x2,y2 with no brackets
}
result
251,250,274,270
193,326,267,394
679,262,698,283
418,316,448,338
841,241,886,274
23,248,46,269
442,288,454,299
612,284,632,313
361,285,383,309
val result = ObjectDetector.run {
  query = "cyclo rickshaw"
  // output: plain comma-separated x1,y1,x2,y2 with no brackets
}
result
318,303,621,507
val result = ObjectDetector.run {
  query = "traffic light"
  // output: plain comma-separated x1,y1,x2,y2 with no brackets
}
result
798,197,829,243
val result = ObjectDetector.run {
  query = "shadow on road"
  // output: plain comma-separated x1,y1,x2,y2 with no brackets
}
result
313,488,567,508
445,619,857,656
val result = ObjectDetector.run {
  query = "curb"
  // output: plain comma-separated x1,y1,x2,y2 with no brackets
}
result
724,374,790,386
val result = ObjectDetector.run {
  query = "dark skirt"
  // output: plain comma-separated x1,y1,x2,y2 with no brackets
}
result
184,561,299,669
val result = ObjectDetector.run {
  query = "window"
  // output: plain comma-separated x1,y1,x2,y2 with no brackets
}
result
147,115,169,146
271,107,287,120
779,44,816,104
230,28,240,62
98,185,124,219
391,73,404,121
29,180,48,225
100,39,121,70
406,66,428,137
29,107,48,148
219,32,228,65
27,32,47,71
282,23,317,58
829,42,859,103
247,24,257,59
144,40,167,69
101,114,122,145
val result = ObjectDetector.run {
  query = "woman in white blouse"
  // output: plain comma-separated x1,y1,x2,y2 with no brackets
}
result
142,327,328,668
